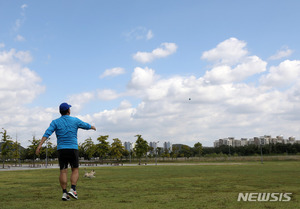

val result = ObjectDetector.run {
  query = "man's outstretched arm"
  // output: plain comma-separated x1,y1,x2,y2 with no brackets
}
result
36,136,47,155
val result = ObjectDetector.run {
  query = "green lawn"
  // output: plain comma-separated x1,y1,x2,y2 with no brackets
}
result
0,162,299,209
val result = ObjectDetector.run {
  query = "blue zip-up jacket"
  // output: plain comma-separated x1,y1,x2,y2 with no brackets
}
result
43,115,91,150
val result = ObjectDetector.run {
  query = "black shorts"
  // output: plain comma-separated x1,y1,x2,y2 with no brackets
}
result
58,149,79,170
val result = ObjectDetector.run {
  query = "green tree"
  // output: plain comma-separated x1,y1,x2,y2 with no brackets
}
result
156,147,163,157
180,145,192,159
148,146,154,157
80,137,96,160
1,129,13,168
171,145,179,160
96,135,110,164
134,135,149,165
194,142,203,158
110,138,124,161
130,150,136,162
46,141,56,159
162,150,170,160
122,149,130,160
39,140,56,164
28,136,41,167
11,139,20,166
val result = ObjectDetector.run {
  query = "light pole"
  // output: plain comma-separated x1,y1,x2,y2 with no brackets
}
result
155,141,159,165
260,138,264,164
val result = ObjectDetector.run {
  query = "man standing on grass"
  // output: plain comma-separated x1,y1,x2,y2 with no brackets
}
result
36,102,96,201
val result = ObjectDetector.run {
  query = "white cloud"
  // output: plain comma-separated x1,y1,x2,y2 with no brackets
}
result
4,38,300,148
100,67,125,78
204,56,267,84
118,100,132,109
80,38,300,146
67,92,95,113
21,4,28,10
201,38,267,84
14,19,22,31
128,67,157,89
97,89,119,101
269,47,293,60
0,47,46,144
123,27,154,41
0,43,5,48
146,30,154,40
133,43,177,63
0,49,32,64
13,4,28,32
260,60,300,87
15,34,25,42
201,37,248,66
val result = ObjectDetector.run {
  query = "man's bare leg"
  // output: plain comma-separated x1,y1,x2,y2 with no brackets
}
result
59,169,68,190
71,167,79,186
68,167,79,199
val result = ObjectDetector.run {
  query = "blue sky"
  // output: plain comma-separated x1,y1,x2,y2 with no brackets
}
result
1,0,300,147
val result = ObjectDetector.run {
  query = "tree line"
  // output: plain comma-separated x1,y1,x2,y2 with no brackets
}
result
0,129,203,166
2,128,300,167
203,143,300,157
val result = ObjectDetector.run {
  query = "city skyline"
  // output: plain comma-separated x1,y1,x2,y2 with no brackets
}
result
214,135,298,148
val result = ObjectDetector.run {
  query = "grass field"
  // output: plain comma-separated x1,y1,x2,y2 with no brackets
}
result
0,161,299,209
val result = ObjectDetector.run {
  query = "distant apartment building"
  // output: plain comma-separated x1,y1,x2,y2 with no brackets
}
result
228,137,234,146
289,136,296,144
163,141,172,153
124,142,132,151
259,136,270,145
248,138,255,145
149,141,159,154
254,137,260,146
214,141,219,147
218,138,230,146
233,139,241,147
213,135,298,147
241,138,248,146
149,141,158,150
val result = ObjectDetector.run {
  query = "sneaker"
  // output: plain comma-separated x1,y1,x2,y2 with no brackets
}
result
68,188,78,199
62,193,70,201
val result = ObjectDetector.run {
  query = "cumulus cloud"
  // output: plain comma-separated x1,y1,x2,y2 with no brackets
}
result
260,60,300,87
4,37,300,148
0,49,32,64
133,43,177,63
128,67,157,89
97,89,119,101
269,47,293,60
204,56,267,84
201,37,248,66
0,47,46,143
201,38,267,84
100,67,125,78
67,92,95,113
79,37,300,146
